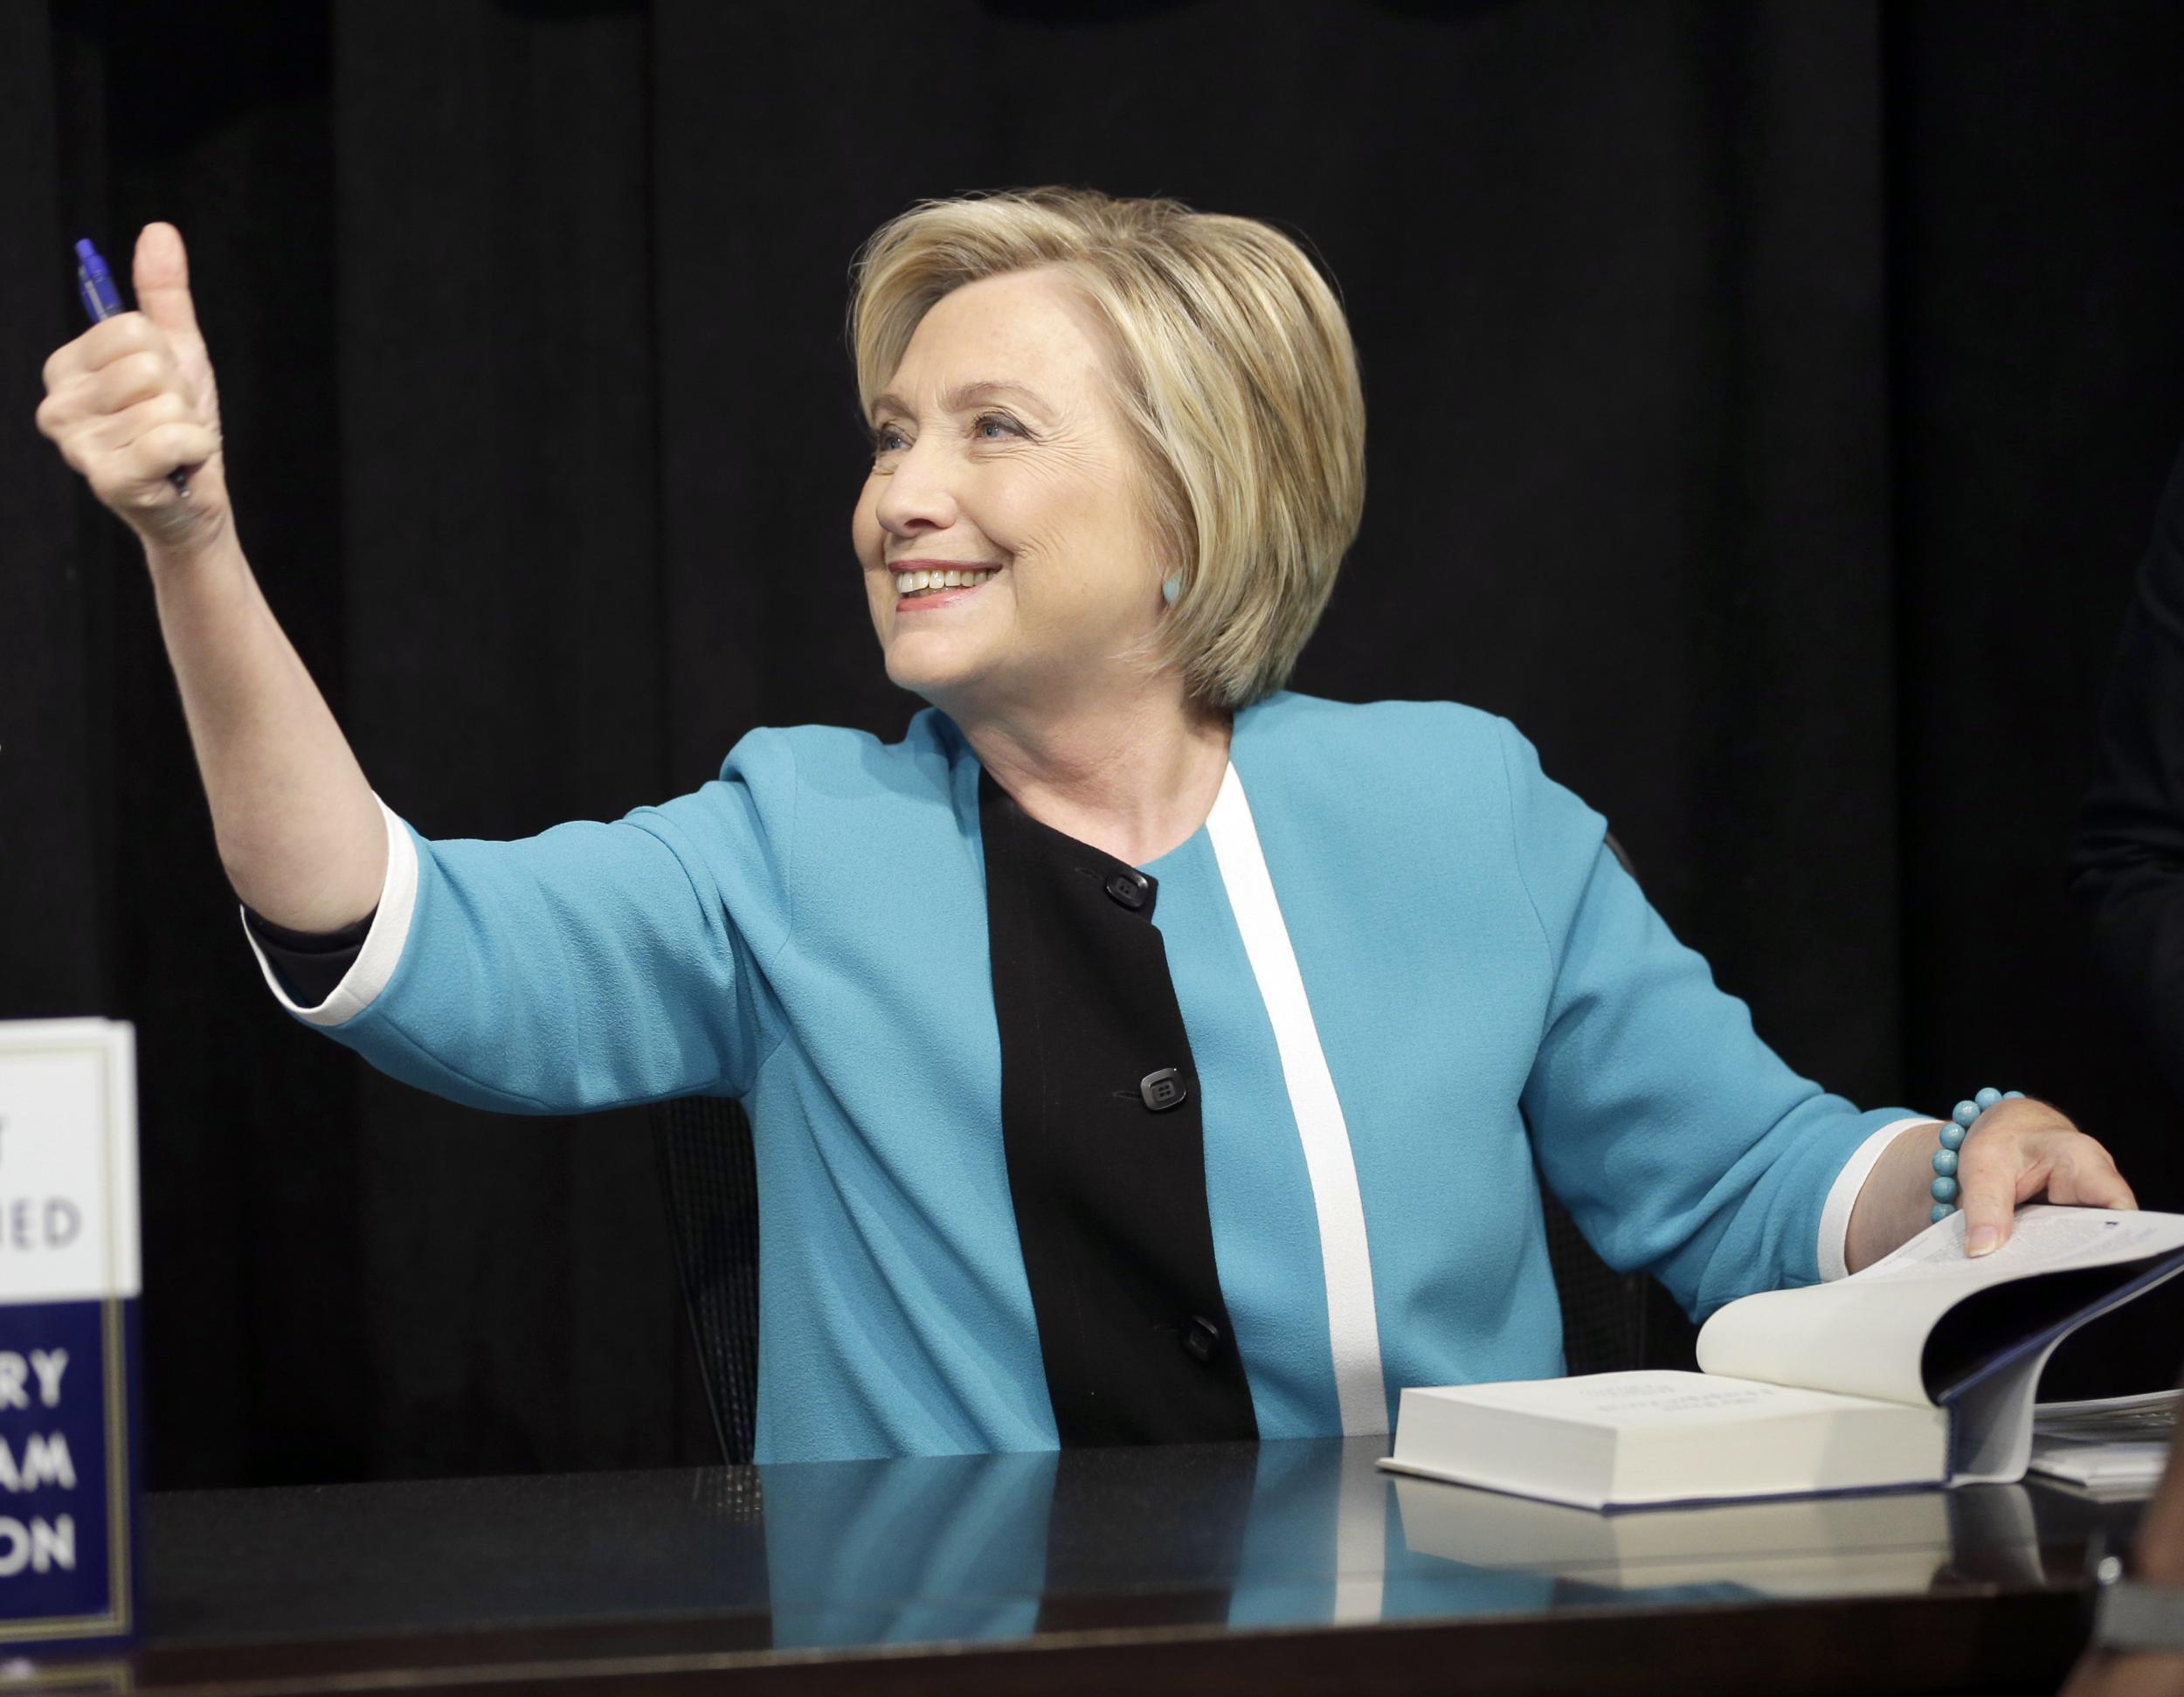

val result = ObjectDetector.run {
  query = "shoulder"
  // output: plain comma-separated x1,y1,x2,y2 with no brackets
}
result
659,710,966,866
709,708,960,801
1238,690,1518,790
625,711,964,951
1240,692,1601,867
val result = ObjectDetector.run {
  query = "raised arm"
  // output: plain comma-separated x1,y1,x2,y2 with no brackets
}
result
36,224,781,1112
36,223,384,930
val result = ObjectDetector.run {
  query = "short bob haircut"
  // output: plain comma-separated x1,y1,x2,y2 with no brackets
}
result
847,186,1366,711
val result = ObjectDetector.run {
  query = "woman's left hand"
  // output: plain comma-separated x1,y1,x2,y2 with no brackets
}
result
1846,1098,2137,1272
1954,1096,2137,1256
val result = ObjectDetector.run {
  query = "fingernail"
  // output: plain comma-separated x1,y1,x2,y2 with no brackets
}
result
1966,1226,1999,1258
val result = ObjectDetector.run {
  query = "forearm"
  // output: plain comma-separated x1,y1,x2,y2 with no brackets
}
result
1842,1118,1946,1274
146,529,386,930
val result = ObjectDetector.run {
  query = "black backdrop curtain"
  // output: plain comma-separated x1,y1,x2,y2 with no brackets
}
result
5,0,2182,1488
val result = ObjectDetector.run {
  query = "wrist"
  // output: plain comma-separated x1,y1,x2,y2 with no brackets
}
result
1844,1119,1946,1274
141,517,243,585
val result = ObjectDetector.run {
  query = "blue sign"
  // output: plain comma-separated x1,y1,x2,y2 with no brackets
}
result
0,1023,141,1652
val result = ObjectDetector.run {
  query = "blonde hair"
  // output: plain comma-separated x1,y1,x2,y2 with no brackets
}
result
847,187,1365,710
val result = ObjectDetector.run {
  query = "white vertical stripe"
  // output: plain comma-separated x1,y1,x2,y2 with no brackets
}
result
1331,1438,1389,1624
1205,764,1389,1437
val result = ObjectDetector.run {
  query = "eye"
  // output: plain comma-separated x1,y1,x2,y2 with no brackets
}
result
972,411,1024,441
867,421,909,456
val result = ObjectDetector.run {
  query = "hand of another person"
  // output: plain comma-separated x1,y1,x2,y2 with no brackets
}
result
2060,1369,2184,1697
36,222,228,557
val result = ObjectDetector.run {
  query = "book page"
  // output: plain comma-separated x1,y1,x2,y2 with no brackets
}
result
1695,1207,2184,1408
1856,1207,2184,1285
1419,1369,1897,1426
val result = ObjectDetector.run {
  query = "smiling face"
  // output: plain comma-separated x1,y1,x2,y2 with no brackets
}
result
852,268,1171,721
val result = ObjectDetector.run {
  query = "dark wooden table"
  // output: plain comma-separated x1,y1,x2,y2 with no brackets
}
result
10,1438,2142,1694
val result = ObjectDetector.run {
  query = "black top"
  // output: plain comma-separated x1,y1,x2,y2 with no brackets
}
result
2072,438,2184,1095
978,770,1258,1444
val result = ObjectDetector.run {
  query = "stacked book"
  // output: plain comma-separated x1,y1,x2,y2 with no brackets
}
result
2028,1389,2178,1500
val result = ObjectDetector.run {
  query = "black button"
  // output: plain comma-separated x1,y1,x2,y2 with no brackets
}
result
1104,869,1150,911
1139,1068,1187,1112
1182,1316,1222,1364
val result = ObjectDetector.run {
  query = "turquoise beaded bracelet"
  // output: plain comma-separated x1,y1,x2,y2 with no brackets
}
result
1931,1087,2026,1224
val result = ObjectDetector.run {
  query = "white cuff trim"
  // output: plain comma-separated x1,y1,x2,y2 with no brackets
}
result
240,798,419,1028
1817,1115,1936,1281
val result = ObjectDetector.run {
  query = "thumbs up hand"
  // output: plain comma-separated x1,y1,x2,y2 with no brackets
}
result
37,223,229,557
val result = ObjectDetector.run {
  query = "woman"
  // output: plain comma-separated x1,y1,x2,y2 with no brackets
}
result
37,189,2136,1466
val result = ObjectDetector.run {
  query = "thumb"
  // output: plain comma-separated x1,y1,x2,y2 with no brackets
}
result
132,222,203,346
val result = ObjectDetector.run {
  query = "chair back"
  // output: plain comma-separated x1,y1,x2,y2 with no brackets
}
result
651,1094,762,1465
1539,827,1694,1376
1538,1183,1655,1375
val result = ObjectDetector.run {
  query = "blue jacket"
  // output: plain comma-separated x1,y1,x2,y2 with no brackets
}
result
258,692,1917,1464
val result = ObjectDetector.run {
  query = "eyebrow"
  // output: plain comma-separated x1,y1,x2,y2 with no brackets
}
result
867,379,1051,423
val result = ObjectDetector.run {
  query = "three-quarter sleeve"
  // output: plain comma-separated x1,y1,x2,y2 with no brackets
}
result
1501,721,1923,1320
242,905,376,1007
239,797,418,1025
253,728,798,1114
2070,439,2184,1097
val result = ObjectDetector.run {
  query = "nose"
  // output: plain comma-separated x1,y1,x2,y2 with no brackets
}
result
872,438,960,539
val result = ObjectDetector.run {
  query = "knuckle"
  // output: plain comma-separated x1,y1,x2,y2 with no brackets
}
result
113,351,165,394
80,321,123,365
86,317,151,370
127,392,187,432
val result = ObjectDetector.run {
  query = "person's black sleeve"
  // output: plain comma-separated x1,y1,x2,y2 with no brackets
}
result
2071,438,2184,1094
241,907,376,1007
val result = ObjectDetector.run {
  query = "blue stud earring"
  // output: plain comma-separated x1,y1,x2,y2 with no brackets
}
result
1161,575,1183,606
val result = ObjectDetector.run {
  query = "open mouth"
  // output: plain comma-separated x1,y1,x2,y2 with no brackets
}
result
895,565,1001,609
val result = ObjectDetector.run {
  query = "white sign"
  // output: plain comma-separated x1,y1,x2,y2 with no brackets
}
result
0,1024,139,1305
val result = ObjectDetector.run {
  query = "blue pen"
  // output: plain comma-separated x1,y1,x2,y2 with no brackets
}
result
73,238,192,499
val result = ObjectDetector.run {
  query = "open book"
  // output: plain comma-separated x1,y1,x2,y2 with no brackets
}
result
1379,1206,2184,1509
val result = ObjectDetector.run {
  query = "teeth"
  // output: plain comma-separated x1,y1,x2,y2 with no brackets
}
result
895,568,997,596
